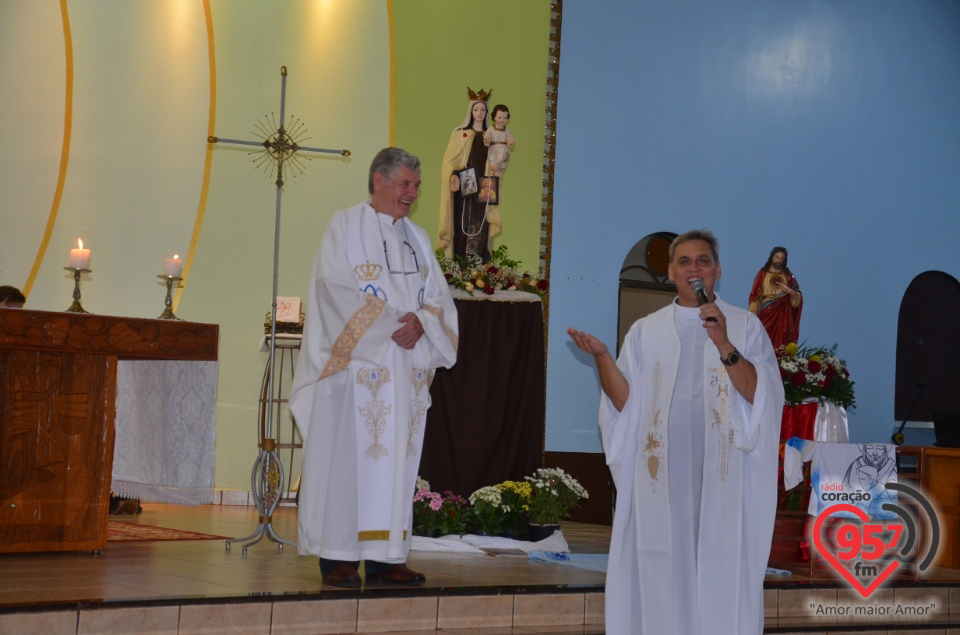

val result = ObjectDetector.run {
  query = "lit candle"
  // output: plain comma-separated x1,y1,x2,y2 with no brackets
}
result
163,254,183,278
69,238,90,270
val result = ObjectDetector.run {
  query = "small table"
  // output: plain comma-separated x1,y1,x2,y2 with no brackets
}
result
257,333,303,504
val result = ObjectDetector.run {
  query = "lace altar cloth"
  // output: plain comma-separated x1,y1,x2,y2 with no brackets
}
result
111,359,218,505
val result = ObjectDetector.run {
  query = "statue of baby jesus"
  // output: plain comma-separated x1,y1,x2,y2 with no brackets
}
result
483,104,516,177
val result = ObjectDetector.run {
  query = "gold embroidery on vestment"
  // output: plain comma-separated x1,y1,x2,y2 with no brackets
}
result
709,367,732,482
359,398,391,460
644,361,664,489
320,294,385,380
407,400,427,457
355,260,383,281
406,367,430,457
357,366,391,398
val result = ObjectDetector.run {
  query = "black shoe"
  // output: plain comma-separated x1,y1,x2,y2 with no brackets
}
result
322,563,361,588
366,564,426,586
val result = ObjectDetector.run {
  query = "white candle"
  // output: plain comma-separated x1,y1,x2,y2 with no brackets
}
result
69,238,90,270
163,254,183,278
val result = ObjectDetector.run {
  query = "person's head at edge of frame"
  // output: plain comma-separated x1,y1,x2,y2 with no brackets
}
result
667,229,721,309
368,147,422,224
0,285,25,309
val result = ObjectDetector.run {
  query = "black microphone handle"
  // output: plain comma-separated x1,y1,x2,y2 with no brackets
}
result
695,288,718,322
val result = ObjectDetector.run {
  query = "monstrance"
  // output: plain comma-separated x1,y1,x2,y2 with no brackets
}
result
209,66,349,552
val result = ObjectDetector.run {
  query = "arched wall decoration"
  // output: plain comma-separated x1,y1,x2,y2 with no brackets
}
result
617,231,678,353
619,231,678,289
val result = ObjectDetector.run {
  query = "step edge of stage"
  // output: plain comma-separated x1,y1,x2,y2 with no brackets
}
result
0,581,606,616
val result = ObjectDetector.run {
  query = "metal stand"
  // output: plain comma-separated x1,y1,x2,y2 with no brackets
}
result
156,275,183,320
64,267,91,313
259,336,303,504
216,66,348,553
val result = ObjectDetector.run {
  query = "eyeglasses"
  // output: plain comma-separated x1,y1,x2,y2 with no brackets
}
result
383,241,420,275
674,256,716,269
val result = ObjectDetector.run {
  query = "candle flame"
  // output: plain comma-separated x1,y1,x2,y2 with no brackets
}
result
174,254,180,259
77,237,83,249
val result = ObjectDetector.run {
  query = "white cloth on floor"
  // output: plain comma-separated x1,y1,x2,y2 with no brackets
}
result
411,530,569,554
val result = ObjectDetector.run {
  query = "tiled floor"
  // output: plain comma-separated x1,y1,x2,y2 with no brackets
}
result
3,504,960,634
0,504,608,634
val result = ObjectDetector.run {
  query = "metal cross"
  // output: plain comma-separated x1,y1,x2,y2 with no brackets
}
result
208,66,350,552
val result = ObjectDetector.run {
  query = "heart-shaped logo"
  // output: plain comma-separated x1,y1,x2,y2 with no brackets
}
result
813,503,900,597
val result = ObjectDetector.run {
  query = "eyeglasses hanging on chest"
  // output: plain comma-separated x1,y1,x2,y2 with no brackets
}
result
383,240,421,276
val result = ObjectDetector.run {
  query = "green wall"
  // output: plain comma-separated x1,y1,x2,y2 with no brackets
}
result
0,0,553,492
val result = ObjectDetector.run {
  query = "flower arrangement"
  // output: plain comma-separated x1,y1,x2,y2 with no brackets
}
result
467,485,509,536
413,478,469,538
435,244,549,298
495,480,533,538
416,469,588,539
524,467,589,526
776,342,856,410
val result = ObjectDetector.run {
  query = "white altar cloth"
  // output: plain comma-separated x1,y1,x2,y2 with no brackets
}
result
112,359,218,505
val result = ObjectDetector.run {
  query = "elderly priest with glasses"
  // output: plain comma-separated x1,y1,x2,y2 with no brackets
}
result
290,147,459,588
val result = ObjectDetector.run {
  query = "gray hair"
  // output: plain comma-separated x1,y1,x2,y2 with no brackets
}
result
368,147,421,194
669,229,720,263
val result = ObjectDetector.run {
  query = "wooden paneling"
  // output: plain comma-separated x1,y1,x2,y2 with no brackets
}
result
0,310,218,553
0,351,116,553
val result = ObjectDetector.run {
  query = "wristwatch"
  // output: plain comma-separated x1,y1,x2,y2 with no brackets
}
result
721,348,742,367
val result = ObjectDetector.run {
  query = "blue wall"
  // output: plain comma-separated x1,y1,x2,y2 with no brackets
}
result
546,0,960,452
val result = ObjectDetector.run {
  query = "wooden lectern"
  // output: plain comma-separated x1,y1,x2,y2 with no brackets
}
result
0,309,218,553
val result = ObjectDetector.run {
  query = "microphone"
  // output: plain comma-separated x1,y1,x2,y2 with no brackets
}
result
891,381,927,446
690,278,717,322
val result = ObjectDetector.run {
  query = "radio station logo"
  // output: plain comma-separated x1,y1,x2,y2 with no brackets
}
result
812,482,939,598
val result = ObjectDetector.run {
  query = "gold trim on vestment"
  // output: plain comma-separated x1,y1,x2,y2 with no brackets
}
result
709,367,733,482
644,361,664,489
358,530,408,542
320,294,386,380
422,304,459,351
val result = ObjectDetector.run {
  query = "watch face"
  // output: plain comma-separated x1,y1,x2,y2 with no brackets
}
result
724,351,740,366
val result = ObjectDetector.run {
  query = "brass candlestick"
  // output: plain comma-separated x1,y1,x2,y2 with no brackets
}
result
156,275,183,320
64,267,91,313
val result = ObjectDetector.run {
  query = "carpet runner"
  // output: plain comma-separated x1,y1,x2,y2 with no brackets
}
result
107,521,229,542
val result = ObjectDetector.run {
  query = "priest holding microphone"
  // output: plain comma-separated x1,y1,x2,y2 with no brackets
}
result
568,229,783,635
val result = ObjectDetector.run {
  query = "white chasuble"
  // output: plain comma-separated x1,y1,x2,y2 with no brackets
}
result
599,298,783,635
290,203,458,562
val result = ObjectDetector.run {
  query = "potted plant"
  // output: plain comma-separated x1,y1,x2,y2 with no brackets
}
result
413,478,469,538
524,468,589,541
436,490,469,537
496,480,533,539
467,485,509,536
412,478,443,538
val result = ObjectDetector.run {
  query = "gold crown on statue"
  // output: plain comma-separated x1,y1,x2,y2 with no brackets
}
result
467,87,492,101
355,261,383,281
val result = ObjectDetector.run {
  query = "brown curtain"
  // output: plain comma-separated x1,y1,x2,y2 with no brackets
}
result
419,298,545,497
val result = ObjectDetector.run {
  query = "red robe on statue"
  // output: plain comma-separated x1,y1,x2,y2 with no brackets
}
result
749,269,802,350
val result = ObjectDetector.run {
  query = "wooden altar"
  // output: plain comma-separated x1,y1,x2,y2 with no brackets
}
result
0,309,218,553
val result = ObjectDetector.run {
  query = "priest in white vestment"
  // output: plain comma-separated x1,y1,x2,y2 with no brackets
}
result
290,148,459,588
569,230,783,635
